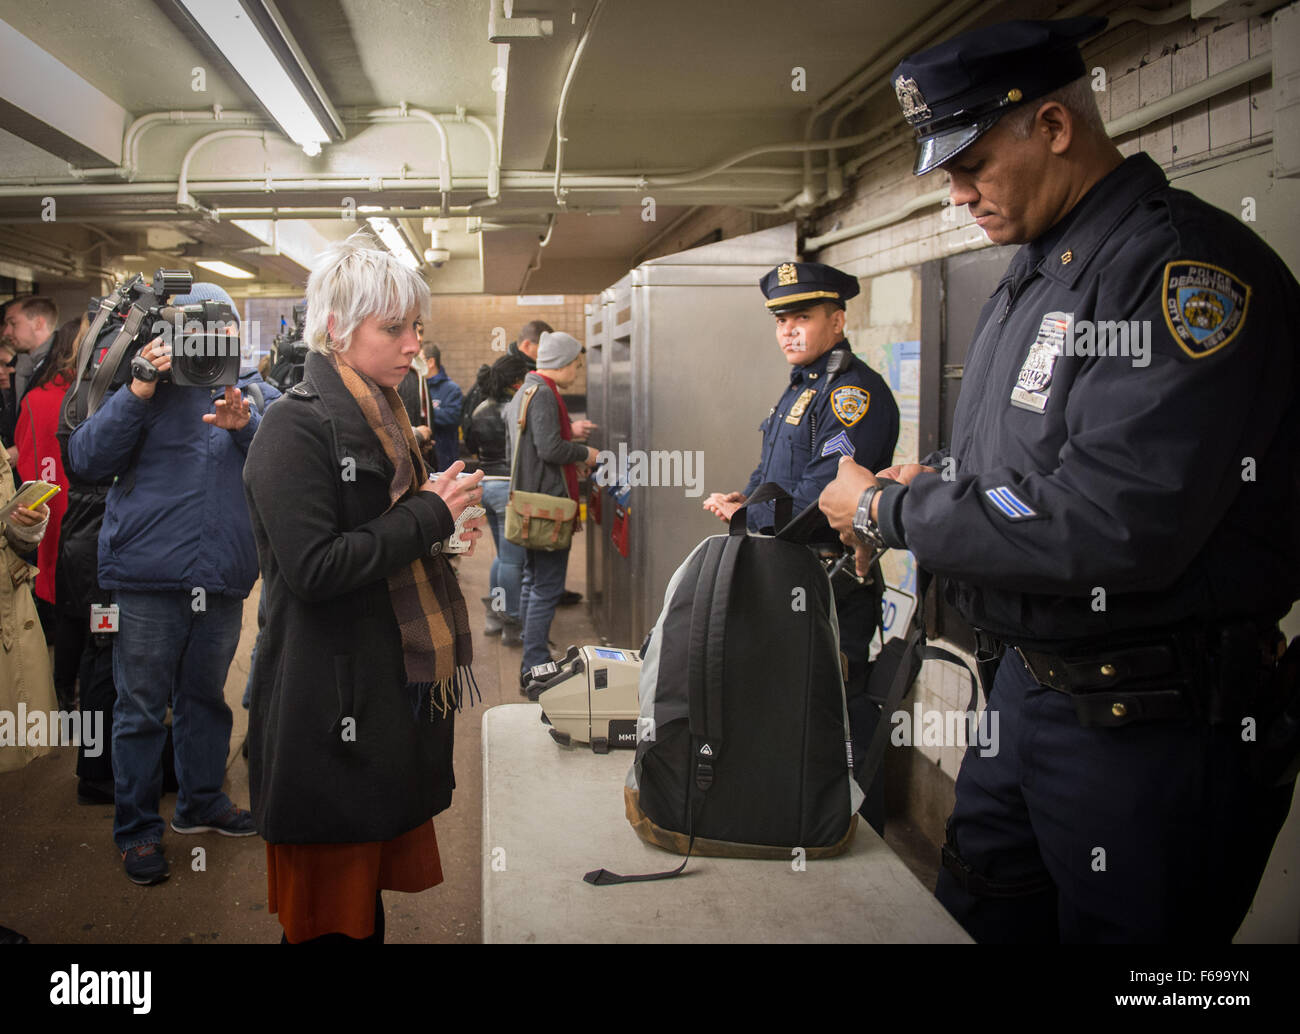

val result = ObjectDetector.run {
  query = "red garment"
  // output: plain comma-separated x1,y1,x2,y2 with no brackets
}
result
539,376,580,503
14,373,71,604
267,820,443,942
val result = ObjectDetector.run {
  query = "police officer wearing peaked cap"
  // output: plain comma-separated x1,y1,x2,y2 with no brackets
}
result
704,260,900,831
819,17,1300,942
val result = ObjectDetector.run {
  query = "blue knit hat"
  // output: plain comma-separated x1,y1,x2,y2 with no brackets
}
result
172,281,240,324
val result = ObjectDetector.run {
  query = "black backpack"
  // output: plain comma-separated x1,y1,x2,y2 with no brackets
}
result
587,484,861,884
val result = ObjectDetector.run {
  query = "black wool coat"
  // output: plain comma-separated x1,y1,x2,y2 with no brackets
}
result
243,349,457,844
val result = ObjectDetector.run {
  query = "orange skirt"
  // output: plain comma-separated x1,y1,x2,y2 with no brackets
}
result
267,820,443,943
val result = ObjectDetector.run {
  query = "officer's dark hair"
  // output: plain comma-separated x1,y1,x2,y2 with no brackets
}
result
8,294,59,330
426,343,442,369
519,320,553,345
1000,76,1105,141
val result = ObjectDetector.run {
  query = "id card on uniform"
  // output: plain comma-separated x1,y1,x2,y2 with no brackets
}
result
90,603,119,633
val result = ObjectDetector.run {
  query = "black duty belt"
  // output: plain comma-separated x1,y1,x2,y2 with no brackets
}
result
1004,621,1280,729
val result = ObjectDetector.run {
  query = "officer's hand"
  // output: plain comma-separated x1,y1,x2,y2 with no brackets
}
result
853,541,875,579
129,337,171,400
876,462,936,485
820,456,877,539
703,491,744,522
203,386,252,431
571,419,598,439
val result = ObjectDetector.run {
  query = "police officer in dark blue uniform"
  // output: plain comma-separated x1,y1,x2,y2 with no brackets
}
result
705,261,900,828
820,17,1299,942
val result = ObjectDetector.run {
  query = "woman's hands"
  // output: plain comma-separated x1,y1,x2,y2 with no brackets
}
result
421,460,484,521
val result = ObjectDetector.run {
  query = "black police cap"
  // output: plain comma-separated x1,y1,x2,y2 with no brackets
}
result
759,262,860,314
892,16,1108,176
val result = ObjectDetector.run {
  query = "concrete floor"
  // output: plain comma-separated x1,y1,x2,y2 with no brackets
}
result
0,531,605,945
0,528,945,944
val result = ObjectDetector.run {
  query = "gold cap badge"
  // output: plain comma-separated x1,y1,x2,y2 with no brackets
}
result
777,263,798,287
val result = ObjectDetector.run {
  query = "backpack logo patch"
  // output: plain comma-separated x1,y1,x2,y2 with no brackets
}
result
699,743,714,757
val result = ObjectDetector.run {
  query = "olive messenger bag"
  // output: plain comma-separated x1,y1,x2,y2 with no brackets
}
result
505,384,578,551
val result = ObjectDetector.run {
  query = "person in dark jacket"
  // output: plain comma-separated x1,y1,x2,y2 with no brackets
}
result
470,352,529,644
244,231,485,944
821,19,1299,943
67,282,263,886
504,331,598,681
423,344,462,470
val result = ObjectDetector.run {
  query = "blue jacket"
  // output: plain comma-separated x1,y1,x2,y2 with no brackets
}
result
425,368,463,470
875,154,1300,643
742,341,899,531
67,376,278,597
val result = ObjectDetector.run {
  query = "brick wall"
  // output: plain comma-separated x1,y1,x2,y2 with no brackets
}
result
423,294,592,396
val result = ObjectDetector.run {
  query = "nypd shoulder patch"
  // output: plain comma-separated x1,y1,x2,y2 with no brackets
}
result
984,486,1038,522
1162,260,1251,359
830,385,870,427
820,429,855,460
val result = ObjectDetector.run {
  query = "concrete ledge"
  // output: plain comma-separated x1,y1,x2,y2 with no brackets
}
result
481,703,971,944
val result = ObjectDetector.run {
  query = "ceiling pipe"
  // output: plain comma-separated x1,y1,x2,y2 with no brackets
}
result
554,0,607,207
643,133,875,188
796,0,989,205
821,0,1003,202
804,46,1271,253
365,105,451,208
125,107,264,176
809,0,1194,210
177,129,269,207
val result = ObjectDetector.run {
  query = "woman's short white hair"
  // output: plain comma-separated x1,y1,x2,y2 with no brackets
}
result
304,230,431,355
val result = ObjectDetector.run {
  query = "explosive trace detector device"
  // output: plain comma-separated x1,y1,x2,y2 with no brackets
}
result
524,645,644,753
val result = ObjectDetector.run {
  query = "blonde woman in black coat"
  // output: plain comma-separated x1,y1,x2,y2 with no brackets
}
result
243,232,484,944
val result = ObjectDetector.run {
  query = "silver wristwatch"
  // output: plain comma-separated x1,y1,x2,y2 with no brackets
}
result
852,485,886,551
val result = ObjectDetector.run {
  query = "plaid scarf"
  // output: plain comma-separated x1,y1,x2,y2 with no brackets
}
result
328,352,477,717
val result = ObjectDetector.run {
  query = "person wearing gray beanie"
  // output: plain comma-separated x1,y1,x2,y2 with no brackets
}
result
504,330,599,685
536,331,582,370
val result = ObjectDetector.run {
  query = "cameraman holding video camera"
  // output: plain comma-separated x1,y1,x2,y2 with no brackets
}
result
68,282,262,886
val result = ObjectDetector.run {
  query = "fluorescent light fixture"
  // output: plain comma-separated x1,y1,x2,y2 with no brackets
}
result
366,218,421,271
176,0,340,156
195,259,256,279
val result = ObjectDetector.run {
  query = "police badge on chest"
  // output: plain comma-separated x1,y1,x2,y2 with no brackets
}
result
1010,311,1070,413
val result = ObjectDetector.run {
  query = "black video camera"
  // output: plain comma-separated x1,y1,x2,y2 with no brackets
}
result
265,300,308,391
63,269,243,430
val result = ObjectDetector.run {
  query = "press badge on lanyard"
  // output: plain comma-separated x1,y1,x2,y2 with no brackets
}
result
1010,311,1070,413
90,603,119,633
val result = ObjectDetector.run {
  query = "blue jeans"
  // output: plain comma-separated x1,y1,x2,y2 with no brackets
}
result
111,590,244,851
519,547,570,672
482,477,523,620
